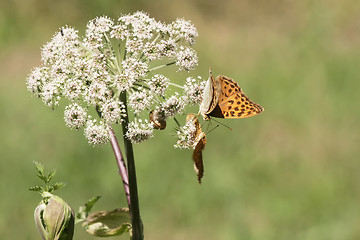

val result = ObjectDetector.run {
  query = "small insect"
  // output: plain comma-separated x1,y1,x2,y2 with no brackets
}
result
149,109,166,130
200,68,264,120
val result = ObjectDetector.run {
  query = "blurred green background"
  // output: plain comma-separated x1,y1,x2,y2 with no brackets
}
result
1,0,360,239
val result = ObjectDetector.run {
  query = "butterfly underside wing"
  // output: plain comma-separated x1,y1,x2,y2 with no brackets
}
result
186,114,206,183
200,69,221,120
192,132,206,183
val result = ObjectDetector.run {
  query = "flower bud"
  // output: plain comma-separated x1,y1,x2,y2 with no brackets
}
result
34,192,74,240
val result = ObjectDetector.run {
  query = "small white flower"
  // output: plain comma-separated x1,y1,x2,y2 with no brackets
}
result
176,46,198,71
174,118,197,149
41,78,63,108
183,76,204,104
122,57,149,80
148,74,169,96
110,18,131,40
85,16,114,49
126,37,144,54
64,103,88,129
84,119,111,146
156,39,177,58
142,42,160,61
160,93,185,117
100,99,126,124
26,66,50,97
170,18,198,45
64,77,85,101
61,27,80,42
84,80,112,105
126,119,154,144
41,27,81,66
128,88,154,114
110,73,135,92
117,11,157,40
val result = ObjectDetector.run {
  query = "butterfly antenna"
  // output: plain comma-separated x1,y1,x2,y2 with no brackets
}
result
205,124,220,135
210,118,233,131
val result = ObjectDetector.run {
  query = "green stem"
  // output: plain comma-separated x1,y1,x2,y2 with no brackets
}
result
120,91,143,240
169,82,184,89
149,61,176,71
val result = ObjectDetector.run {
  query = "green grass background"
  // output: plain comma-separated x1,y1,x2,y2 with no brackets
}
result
1,0,360,239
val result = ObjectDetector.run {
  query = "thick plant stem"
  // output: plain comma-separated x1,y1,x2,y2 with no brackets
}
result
108,128,130,207
120,91,143,240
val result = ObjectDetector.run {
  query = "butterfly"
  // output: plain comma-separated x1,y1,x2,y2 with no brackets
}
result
186,114,206,183
200,68,264,120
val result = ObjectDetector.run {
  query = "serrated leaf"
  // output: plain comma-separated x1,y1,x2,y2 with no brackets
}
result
47,184,62,193
37,173,48,183
85,196,101,213
52,182,66,191
76,196,102,223
46,169,57,183
29,186,44,192
33,161,44,177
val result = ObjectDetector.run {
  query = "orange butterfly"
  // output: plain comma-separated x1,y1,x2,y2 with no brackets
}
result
200,68,264,120
186,114,206,183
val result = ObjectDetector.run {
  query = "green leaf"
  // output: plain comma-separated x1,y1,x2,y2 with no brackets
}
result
46,169,57,183
76,196,101,223
85,196,101,213
49,182,66,192
82,208,131,237
29,186,44,192
33,161,44,176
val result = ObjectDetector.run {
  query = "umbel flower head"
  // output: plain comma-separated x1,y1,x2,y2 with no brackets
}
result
27,11,205,146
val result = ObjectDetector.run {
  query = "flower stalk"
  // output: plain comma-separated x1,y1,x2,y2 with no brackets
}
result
108,129,130,207
120,90,143,240
26,11,204,240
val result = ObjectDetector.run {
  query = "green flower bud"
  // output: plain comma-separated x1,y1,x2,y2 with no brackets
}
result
34,192,74,240
82,208,131,237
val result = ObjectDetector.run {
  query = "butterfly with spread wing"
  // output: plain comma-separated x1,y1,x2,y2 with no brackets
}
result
200,68,264,120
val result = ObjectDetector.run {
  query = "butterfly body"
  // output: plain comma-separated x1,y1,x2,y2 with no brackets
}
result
200,69,264,120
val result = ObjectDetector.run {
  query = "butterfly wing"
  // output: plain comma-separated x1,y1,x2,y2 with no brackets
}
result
186,114,207,183
210,76,264,119
200,69,221,119
192,133,206,183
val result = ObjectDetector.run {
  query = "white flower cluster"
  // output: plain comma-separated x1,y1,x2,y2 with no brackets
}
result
183,76,204,104
27,11,204,146
174,117,198,149
125,119,154,144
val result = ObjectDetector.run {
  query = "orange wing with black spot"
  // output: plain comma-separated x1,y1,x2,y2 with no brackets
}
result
208,76,264,119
